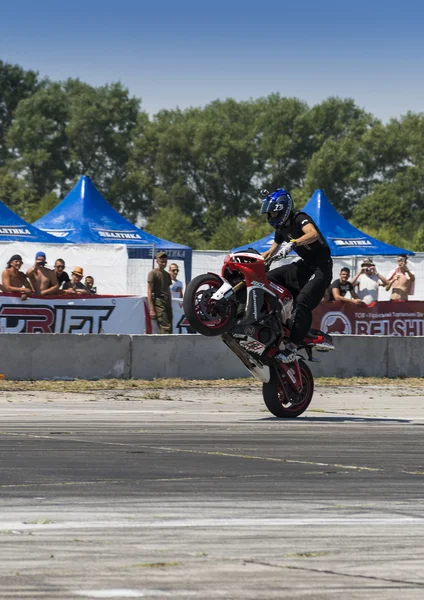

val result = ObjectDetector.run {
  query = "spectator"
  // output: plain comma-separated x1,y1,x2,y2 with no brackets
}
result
350,258,388,305
62,267,89,294
327,267,364,305
385,254,415,301
169,263,183,298
84,276,97,294
54,258,70,290
26,251,59,296
147,251,173,334
2,254,33,300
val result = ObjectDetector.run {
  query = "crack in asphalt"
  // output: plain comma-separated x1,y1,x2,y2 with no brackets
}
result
244,559,424,587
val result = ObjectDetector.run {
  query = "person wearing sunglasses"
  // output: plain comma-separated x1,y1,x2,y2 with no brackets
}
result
169,263,183,299
26,251,59,296
54,258,70,290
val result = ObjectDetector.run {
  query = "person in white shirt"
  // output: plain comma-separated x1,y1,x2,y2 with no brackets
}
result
169,263,183,299
350,258,388,305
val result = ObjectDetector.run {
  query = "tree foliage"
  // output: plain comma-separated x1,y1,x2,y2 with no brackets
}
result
0,61,41,167
0,59,423,250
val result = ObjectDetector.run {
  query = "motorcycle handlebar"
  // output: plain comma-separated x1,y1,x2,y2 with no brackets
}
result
264,253,285,272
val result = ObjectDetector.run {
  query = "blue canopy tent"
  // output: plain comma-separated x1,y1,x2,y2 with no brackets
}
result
0,199,62,244
232,189,414,257
34,176,192,282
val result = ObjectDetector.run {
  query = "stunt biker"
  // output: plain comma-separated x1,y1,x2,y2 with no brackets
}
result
260,188,333,363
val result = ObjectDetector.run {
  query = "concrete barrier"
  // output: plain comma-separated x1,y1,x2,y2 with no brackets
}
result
388,337,424,378
0,334,131,380
0,334,423,380
308,335,389,378
131,335,248,380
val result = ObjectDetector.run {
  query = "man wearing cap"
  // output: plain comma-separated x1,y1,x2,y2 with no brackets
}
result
26,252,59,296
350,258,388,305
2,255,33,300
147,252,173,333
62,267,89,294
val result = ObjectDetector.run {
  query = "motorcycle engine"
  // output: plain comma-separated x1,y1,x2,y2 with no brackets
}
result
257,326,273,344
256,314,280,346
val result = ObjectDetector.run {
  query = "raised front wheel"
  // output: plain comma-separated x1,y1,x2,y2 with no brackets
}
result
262,359,314,418
183,274,236,336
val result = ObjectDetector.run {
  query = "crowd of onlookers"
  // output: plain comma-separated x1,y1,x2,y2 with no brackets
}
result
0,251,97,300
0,249,417,331
325,254,415,305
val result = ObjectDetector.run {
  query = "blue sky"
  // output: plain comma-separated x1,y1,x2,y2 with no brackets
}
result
1,0,423,121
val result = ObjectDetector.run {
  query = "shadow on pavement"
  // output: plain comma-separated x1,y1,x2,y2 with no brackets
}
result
259,416,412,423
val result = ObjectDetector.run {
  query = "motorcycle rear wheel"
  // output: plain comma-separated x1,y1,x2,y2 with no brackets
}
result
183,273,236,337
262,359,314,418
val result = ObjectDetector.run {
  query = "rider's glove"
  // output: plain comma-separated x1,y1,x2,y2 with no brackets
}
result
277,241,294,259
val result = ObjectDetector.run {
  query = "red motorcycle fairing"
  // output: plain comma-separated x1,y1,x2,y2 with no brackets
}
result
222,252,293,306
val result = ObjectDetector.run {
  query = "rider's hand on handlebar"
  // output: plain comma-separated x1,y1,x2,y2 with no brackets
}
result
276,242,294,259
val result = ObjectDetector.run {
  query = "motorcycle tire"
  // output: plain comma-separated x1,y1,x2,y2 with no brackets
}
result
183,273,236,337
262,359,314,418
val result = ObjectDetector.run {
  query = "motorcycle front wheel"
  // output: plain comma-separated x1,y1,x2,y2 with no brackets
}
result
262,359,314,418
183,273,236,336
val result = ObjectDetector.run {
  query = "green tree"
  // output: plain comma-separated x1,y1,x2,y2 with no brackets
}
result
0,61,40,167
6,78,143,219
207,214,271,251
300,136,366,215
151,99,261,235
297,99,381,215
209,216,244,250
254,94,310,192
6,81,70,214
352,165,424,232
65,79,141,214
301,97,376,150
145,205,203,248
352,111,424,234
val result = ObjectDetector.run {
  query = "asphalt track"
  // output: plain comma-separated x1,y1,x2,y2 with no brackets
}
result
0,384,424,599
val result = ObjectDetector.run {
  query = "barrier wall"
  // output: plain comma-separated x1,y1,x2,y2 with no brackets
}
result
1,334,423,380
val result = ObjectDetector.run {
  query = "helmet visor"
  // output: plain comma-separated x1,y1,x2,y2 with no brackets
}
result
260,198,280,215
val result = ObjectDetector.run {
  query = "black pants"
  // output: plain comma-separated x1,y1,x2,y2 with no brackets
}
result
268,259,333,345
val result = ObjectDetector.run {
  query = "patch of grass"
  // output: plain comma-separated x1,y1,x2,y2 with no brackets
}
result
284,551,332,558
142,391,161,400
0,376,422,393
28,519,54,525
131,561,181,568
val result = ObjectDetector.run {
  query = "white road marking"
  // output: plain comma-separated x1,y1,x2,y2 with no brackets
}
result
73,590,196,598
1,516,423,532
74,591,144,598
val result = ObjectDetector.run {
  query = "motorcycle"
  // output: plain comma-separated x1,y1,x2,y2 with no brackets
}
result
183,249,334,418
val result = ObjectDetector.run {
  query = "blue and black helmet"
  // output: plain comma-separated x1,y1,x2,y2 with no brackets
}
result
259,188,294,229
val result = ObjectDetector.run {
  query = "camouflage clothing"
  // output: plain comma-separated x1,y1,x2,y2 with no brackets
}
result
153,298,173,334
147,268,173,334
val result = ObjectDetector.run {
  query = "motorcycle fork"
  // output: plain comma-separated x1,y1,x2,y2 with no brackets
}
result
277,360,303,393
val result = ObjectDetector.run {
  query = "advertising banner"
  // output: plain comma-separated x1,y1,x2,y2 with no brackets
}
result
144,297,195,334
0,294,147,334
312,301,424,336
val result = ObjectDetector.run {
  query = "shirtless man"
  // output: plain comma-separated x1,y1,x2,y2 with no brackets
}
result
2,254,33,300
385,254,415,301
26,251,59,296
